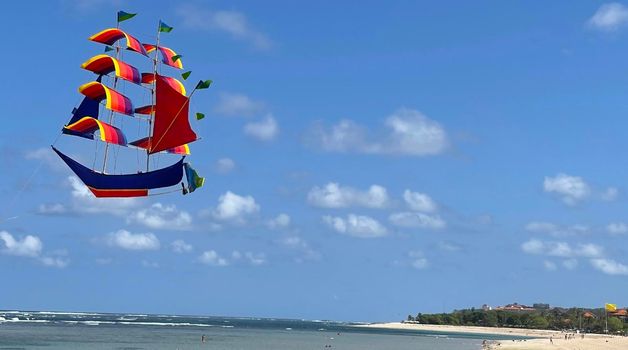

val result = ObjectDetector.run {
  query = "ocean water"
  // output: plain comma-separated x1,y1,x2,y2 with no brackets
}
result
0,311,520,350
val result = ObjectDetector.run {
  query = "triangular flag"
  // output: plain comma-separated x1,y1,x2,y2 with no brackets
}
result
181,71,192,80
195,80,212,89
117,11,136,23
159,20,173,33
104,46,114,52
196,112,205,120
171,54,183,62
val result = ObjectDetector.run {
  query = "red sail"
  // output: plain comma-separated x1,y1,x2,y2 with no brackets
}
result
149,75,197,154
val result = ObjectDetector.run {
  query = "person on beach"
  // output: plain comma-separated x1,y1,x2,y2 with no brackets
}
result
550,336,553,344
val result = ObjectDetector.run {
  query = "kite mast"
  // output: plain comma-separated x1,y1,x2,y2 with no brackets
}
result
147,21,162,172
101,15,123,174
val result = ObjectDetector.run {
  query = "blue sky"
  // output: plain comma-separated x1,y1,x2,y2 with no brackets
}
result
2,0,628,321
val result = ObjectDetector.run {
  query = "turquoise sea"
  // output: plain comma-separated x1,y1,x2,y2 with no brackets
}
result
0,311,521,350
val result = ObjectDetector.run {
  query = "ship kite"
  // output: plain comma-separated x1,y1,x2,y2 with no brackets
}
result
53,12,209,198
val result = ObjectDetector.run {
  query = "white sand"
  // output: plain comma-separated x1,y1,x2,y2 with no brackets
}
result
355,322,628,350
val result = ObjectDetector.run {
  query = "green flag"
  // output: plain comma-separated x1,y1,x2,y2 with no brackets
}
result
104,46,114,52
196,112,205,120
117,11,136,23
181,71,192,80
171,54,183,62
195,80,212,89
159,20,173,33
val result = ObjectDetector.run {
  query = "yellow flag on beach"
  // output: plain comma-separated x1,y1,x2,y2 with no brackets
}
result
605,303,617,312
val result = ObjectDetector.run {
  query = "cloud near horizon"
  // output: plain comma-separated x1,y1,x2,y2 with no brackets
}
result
306,108,448,156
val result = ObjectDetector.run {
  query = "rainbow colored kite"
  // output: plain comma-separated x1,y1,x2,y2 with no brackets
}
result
53,11,208,198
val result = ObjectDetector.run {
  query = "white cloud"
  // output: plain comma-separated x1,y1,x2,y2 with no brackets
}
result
308,108,448,156
438,241,462,252
40,256,69,268
106,230,160,251
408,251,428,270
0,231,42,257
25,147,66,172
245,252,266,266
214,92,264,116
543,173,591,205
37,203,68,216
591,258,628,275
525,221,589,237
322,214,388,238
588,3,628,31
215,158,235,174
607,222,628,235
199,250,229,266
389,212,446,230
211,191,260,223
127,203,192,231
171,240,193,254
244,115,279,141
602,187,619,201
267,213,291,229
177,4,272,50
68,176,139,216
521,239,603,258
563,259,578,270
543,260,557,271
307,183,389,209
403,190,438,213
279,236,320,262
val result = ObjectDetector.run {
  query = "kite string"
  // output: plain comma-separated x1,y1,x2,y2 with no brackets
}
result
0,134,61,223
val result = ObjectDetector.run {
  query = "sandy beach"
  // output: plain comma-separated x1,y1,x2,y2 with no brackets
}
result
357,322,628,350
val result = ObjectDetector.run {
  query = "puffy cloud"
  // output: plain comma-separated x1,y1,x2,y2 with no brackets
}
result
127,203,192,231
267,213,290,229
215,158,235,174
279,236,320,262
0,231,42,257
244,115,279,141
322,214,388,238
171,240,193,254
307,108,448,156
213,92,265,117
229,251,267,265
0,231,68,268
106,230,160,251
177,4,272,50
199,250,229,266
607,222,628,235
40,256,70,268
590,258,628,275
211,191,260,223
521,239,603,258
588,3,628,31
543,173,590,205
408,251,428,270
307,183,389,209
403,190,438,213
389,212,446,230
25,147,66,172
602,187,619,201
524,221,588,237
37,203,68,216
543,260,557,271
563,259,578,270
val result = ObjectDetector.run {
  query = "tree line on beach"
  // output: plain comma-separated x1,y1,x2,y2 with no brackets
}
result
407,307,627,334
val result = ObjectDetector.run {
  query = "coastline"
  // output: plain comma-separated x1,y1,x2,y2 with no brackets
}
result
356,322,628,349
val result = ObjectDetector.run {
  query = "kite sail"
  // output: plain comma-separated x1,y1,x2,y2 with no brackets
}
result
53,12,209,198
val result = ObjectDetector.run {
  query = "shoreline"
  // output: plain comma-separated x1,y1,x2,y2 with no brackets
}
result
356,322,628,350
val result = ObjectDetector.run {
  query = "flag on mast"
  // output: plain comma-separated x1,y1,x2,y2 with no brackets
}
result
605,303,617,312
117,11,136,23
159,20,173,33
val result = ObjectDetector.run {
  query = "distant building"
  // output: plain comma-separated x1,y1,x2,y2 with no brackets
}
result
494,303,535,312
609,309,627,319
533,303,550,310
481,304,492,311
